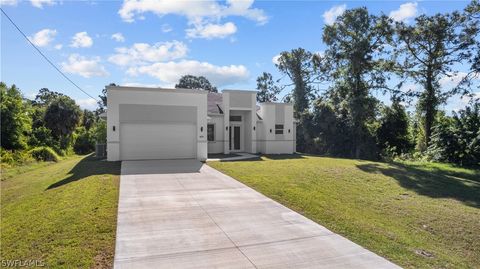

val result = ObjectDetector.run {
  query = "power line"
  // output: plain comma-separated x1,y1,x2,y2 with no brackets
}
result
0,8,99,102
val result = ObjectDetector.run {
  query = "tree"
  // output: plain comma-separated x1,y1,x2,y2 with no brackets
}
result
175,75,218,92
0,82,31,150
93,120,107,144
451,102,480,165
376,98,413,155
44,95,81,149
463,0,480,82
427,102,480,166
309,99,351,156
426,115,458,163
395,11,478,149
256,72,281,103
321,8,393,158
275,48,317,152
29,126,57,149
97,83,116,115
276,48,316,116
73,127,95,154
33,88,64,106
82,109,96,130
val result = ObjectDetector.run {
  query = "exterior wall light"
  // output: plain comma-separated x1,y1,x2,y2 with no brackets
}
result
200,126,203,132
113,125,116,131
253,126,256,131
288,129,290,133
270,129,272,133
226,126,228,131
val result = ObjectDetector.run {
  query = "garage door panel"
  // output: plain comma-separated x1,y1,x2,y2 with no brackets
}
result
120,123,195,160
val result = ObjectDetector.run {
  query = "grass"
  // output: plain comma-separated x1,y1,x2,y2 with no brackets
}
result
1,154,121,268
208,155,480,269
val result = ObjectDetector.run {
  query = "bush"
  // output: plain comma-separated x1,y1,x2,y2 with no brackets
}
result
29,126,58,148
426,103,480,166
376,101,413,156
1,149,34,166
93,120,107,144
1,149,15,165
29,146,59,162
73,127,95,154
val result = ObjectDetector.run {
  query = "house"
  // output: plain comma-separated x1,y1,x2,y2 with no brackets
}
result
106,86,296,161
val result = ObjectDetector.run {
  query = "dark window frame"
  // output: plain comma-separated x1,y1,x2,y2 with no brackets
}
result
229,115,242,122
207,124,215,141
275,124,284,134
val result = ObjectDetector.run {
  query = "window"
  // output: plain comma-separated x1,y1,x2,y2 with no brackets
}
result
275,124,284,134
229,115,242,122
207,124,215,141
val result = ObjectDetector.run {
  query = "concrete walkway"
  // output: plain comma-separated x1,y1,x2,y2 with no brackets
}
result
206,152,259,162
114,159,400,269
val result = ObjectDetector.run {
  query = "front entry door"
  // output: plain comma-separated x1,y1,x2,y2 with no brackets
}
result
229,125,241,151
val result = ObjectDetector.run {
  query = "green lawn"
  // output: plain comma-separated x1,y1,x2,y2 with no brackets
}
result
1,155,121,268
208,155,480,269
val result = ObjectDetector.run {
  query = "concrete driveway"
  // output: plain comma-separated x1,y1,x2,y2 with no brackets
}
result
114,159,400,269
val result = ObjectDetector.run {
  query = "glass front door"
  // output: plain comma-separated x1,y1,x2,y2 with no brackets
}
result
229,125,241,151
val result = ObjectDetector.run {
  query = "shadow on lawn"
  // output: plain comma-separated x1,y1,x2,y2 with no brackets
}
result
46,155,121,190
356,162,480,208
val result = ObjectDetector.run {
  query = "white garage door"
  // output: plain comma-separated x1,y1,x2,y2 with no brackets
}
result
120,123,196,160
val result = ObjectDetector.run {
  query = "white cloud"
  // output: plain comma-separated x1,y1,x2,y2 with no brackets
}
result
108,40,188,66
28,28,57,47
30,0,55,8
54,44,63,50
127,60,249,87
118,0,268,24
272,54,280,65
70,32,93,48
161,24,173,33
111,32,125,42
1,0,18,6
186,22,237,39
323,4,346,25
439,72,468,89
75,98,98,110
389,2,418,22
61,54,108,78
445,92,480,112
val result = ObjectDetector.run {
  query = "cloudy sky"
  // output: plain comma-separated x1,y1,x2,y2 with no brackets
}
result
0,0,475,111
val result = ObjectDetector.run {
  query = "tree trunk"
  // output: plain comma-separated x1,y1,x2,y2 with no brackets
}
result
424,70,435,148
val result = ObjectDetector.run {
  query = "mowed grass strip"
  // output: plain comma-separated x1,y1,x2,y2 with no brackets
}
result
1,155,121,268
208,155,480,269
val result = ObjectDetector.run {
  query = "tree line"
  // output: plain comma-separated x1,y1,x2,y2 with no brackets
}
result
0,82,107,164
254,2,480,166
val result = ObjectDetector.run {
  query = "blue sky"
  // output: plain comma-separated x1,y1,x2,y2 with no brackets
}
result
0,0,475,111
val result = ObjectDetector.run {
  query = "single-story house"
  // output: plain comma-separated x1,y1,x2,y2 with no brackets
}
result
106,86,296,161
